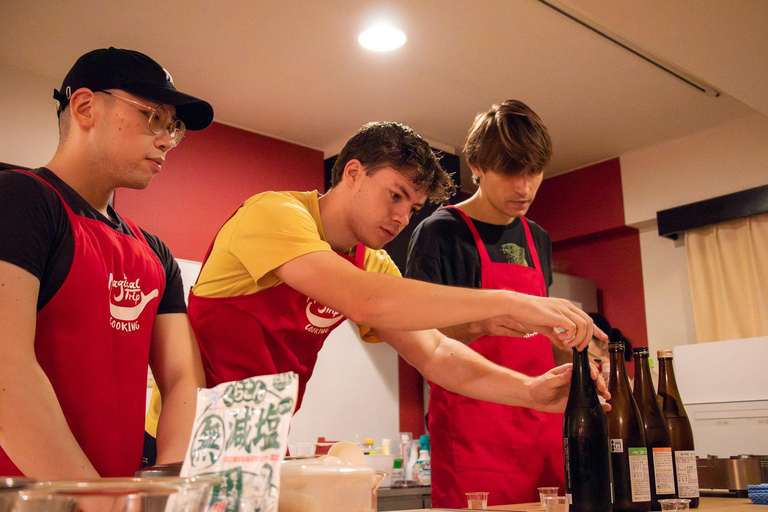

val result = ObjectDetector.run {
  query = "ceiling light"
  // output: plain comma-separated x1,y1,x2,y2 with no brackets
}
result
359,25,406,52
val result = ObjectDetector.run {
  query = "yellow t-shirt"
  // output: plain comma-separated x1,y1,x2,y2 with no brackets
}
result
146,190,400,437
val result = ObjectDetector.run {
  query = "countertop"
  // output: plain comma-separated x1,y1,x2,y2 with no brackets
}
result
487,497,759,510
391,496,761,511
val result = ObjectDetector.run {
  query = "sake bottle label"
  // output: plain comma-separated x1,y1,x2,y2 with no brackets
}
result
675,450,701,498
629,447,651,502
652,447,676,494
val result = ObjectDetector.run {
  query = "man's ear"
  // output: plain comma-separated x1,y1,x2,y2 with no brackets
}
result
342,159,364,185
67,88,97,130
469,164,484,181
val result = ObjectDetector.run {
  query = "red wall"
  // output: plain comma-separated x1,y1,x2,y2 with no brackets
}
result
528,157,648,356
114,122,325,261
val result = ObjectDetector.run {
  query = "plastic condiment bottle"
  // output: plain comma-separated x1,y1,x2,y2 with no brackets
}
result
414,434,431,486
391,458,405,487
405,440,419,484
381,438,391,456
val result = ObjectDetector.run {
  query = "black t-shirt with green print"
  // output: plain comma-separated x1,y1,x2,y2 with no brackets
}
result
405,207,553,293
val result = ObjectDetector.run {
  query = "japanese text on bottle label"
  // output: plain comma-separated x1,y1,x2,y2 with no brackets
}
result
674,450,700,498
652,447,676,495
629,447,651,502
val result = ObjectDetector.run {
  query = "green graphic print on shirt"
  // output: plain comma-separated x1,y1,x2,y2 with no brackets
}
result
500,243,529,266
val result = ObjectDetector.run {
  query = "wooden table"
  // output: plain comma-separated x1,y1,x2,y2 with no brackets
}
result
391,496,761,511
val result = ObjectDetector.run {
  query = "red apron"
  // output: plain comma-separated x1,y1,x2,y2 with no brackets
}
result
0,170,165,477
429,206,564,508
188,213,366,412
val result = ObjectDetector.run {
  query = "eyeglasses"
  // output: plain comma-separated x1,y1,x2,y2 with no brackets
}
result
98,90,185,147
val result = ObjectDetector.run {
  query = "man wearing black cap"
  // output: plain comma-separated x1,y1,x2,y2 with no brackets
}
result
0,47,213,478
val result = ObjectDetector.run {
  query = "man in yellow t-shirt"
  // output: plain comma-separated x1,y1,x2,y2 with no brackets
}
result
146,122,606,451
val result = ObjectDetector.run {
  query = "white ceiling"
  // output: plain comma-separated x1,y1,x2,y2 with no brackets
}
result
2,0,766,175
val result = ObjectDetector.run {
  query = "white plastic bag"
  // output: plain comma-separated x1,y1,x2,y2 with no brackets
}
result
180,372,298,512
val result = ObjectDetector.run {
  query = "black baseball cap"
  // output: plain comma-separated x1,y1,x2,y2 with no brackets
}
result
53,47,214,130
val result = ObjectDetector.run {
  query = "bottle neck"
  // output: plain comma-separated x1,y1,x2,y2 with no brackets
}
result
567,348,600,408
608,345,631,397
633,352,661,409
658,356,686,416
633,353,652,391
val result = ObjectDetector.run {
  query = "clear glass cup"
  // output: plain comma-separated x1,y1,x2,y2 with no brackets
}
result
538,486,559,506
659,498,691,510
12,477,216,512
1,478,35,511
466,491,489,509
544,495,569,512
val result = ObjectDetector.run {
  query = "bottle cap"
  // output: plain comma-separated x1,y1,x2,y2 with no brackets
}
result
364,438,374,445
419,434,430,450
394,458,402,468
382,438,390,446
608,340,624,350
657,349,674,358
633,347,649,355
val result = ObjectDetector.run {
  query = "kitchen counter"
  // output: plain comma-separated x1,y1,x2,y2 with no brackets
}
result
390,496,761,511
378,486,432,511
486,497,759,510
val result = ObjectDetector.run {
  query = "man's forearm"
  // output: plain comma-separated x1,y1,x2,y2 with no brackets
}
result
380,328,534,407
0,363,99,478
149,313,205,464
279,251,597,349
154,382,198,464
422,335,535,406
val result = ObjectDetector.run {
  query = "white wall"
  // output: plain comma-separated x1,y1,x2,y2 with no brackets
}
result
621,112,768,226
620,112,768,350
0,64,59,167
637,226,696,355
287,321,400,449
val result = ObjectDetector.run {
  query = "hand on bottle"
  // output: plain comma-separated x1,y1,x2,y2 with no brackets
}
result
509,294,608,351
530,362,611,413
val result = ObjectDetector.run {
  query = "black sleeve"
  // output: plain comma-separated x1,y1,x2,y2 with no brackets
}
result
405,210,479,288
141,230,187,315
405,218,445,284
0,170,67,281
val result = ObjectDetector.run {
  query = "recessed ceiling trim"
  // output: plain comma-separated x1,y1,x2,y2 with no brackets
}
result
538,0,720,97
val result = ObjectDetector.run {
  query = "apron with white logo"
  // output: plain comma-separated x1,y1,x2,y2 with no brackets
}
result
0,170,165,477
429,205,564,507
188,216,366,412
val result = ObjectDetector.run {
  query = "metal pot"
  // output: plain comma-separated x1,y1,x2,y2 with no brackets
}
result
135,462,183,477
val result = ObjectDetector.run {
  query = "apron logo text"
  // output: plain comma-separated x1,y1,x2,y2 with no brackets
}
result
108,272,159,330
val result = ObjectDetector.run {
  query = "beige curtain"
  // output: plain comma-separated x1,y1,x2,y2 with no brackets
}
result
685,211,768,343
